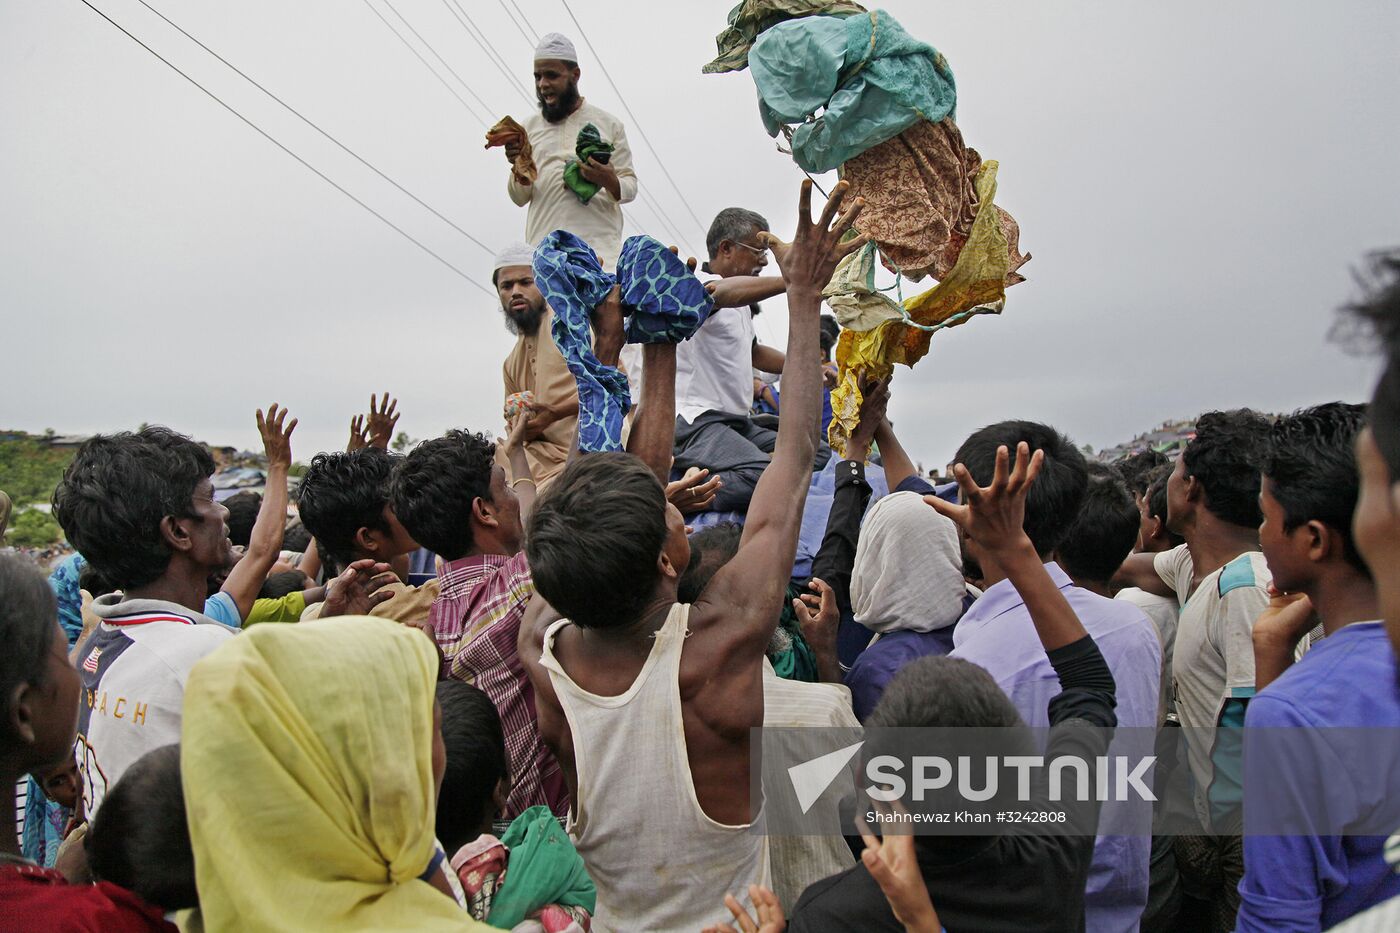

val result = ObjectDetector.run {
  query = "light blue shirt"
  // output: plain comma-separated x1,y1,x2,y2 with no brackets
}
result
203,590,242,628
951,562,1162,933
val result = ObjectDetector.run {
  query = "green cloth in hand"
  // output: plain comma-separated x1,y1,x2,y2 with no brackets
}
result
562,122,615,204
486,806,597,927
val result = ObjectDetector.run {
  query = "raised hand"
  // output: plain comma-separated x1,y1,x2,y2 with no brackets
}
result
366,393,400,450
591,284,625,367
501,408,533,455
347,414,369,452
759,180,866,297
794,576,841,682
320,559,397,618
926,442,1043,557
856,811,941,932
701,884,786,933
256,403,297,470
846,378,890,462
666,467,722,515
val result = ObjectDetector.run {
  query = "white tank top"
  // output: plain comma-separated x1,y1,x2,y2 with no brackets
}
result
540,604,770,933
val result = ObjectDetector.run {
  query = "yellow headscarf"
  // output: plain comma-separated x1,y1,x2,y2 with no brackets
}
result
181,616,483,932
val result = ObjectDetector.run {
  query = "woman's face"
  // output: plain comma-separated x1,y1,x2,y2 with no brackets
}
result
431,698,446,801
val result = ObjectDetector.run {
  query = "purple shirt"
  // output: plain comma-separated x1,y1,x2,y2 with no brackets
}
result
1238,622,1400,932
951,562,1162,933
845,627,958,721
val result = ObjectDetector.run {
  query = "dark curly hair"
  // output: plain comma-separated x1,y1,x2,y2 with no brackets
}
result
1057,463,1140,585
296,448,398,570
954,420,1088,556
527,453,668,630
52,428,215,591
1181,410,1272,529
221,490,262,549
389,430,497,562
435,681,509,854
1144,464,1185,549
1264,402,1369,575
1115,449,1168,498
1343,250,1400,479
0,556,59,728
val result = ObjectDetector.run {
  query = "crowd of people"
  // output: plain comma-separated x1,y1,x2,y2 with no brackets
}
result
3,29,1399,933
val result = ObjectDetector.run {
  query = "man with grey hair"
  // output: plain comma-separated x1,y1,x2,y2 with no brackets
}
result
493,241,578,492
501,32,637,270
672,207,826,512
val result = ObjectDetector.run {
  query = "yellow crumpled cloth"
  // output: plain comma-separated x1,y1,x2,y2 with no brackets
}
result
827,160,1013,456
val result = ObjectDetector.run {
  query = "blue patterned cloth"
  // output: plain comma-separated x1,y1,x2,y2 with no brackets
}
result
21,777,69,868
534,231,713,452
48,553,87,645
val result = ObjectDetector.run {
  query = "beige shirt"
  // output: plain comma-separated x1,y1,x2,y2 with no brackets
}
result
501,307,577,491
507,100,636,268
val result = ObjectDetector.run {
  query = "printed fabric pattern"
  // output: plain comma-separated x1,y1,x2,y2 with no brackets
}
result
702,0,868,75
534,231,713,452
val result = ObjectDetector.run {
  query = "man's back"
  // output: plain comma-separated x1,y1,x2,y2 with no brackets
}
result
535,604,768,932
79,595,234,813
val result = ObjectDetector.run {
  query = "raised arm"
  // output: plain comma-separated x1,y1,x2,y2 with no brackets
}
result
626,342,678,483
1112,551,1175,598
221,405,297,623
810,380,887,612
873,405,921,492
705,276,788,310
698,180,865,650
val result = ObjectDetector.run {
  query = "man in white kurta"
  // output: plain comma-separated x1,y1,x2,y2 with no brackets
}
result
502,33,637,269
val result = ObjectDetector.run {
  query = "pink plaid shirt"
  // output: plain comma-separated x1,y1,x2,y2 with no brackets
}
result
429,551,568,819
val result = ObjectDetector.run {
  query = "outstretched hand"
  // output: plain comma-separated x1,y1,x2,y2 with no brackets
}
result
366,393,400,450
856,811,941,932
321,559,397,618
667,467,722,514
847,378,890,461
701,885,786,933
256,403,297,469
347,414,369,452
926,442,1043,557
759,180,866,296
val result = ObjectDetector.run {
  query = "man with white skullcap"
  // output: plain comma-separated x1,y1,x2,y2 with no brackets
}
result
501,33,637,270
492,240,578,491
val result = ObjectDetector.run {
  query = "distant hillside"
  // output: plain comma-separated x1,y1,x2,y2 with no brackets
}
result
0,432,78,507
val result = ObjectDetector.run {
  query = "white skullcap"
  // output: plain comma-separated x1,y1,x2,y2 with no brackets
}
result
493,241,536,273
534,32,578,63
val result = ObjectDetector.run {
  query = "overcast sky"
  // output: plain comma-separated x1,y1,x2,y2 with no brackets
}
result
3,0,1398,467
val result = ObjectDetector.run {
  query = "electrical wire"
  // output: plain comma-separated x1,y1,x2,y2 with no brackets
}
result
557,0,710,240
359,0,489,128
77,0,492,295
132,0,497,260
379,0,499,119
496,0,539,48
441,0,532,104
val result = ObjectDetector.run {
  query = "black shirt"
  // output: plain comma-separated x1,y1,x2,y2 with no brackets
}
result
787,635,1118,933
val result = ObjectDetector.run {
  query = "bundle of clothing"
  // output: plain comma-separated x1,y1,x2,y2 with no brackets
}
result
533,232,714,451
562,123,614,204
703,4,1030,455
484,116,537,187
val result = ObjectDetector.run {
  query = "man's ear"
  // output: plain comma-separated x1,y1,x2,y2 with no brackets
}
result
353,526,381,556
657,548,679,580
1183,474,1204,504
472,496,499,531
1305,520,1336,564
160,514,194,554
8,682,36,747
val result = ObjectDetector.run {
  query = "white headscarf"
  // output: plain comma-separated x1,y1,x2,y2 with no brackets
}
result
534,33,578,63
851,491,966,633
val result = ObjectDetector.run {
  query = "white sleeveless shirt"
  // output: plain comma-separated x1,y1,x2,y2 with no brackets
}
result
539,603,770,932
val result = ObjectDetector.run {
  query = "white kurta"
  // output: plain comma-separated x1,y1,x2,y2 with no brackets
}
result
507,100,637,268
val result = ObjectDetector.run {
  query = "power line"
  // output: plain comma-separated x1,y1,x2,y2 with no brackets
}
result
557,0,710,239
132,0,496,260
496,0,539,47
379,0,499,120
359,0,489,128
77,0,492,295
507,0,542,42
441,0,532,104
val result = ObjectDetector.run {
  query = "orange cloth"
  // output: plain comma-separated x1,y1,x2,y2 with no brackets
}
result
485,116,537,187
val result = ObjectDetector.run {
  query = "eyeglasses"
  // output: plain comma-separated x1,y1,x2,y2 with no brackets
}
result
732,240,769,256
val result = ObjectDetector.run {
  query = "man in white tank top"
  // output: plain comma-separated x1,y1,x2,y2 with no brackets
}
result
518,180,867,932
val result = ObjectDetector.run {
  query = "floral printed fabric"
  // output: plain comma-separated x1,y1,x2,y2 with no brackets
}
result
534,232,713,452
842,117,1030,283
827,161,1018,456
